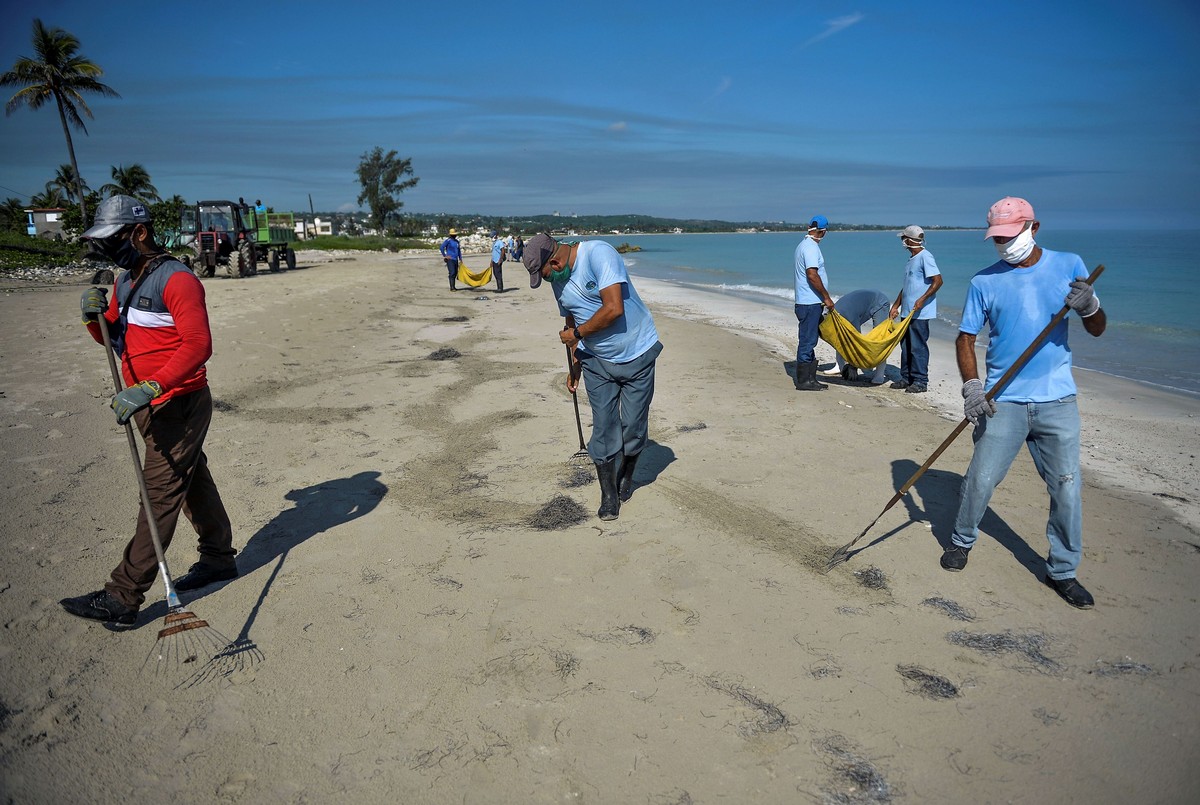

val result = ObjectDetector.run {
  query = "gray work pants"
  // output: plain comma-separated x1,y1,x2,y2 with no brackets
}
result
578,341,663,463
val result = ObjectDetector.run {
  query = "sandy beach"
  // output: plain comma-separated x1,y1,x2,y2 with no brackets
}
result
1,252,1198,803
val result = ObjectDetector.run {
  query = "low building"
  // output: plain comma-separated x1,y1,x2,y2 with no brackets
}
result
25,208,67,239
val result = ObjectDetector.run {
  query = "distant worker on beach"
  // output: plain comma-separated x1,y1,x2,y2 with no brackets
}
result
942,197,1106,609
491,232,507,292
522,233,663,522
513,234,524,263
889,226,942,393
62,196,238,626
439,228,462,291
827,289,891,384
793,214,836,391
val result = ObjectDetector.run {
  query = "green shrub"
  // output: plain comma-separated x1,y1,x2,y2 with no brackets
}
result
296,234,433,252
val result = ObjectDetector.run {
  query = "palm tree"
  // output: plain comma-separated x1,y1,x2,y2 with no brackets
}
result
1,19,119,223
51,163,89,204
0,197,28,233
99,163,161,204
30,184,67,209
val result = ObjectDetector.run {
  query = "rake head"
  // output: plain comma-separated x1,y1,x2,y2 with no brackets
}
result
178,637,265,688
142,607,231,675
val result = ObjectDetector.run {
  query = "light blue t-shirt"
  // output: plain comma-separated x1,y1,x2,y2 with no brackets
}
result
959,248,1088,403
491,239,505,263
901,249,940,320
553,240,659,364
794,236,827,306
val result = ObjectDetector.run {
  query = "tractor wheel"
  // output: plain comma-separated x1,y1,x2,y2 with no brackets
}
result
268,249,280,272
285,247,296,271
233,242,256,278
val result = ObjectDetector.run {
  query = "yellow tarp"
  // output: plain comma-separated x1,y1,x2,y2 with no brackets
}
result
457,260,493,287
819,310,913,368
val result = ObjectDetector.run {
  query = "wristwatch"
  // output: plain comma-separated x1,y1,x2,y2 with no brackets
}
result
573,326,582,341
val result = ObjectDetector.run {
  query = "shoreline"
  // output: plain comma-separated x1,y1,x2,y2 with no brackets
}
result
630,274,1200,532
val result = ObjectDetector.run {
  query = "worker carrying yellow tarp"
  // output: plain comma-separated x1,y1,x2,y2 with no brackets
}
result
820,308,913,370
457,260,493,288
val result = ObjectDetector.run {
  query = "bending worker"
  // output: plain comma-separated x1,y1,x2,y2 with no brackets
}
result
522,234,663,522
825,288,891,384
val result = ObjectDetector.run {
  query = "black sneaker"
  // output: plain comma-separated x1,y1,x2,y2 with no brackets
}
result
940,545,970,571
174,562,239,592
60,590,138,626
905,383,928,394
890,381,910,390
1044,576,1094,609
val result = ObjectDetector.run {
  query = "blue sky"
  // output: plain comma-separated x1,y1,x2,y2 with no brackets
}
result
2,0,1198,228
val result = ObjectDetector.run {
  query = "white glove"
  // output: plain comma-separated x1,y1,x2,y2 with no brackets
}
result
1065,280,1100,317
962,379,996,425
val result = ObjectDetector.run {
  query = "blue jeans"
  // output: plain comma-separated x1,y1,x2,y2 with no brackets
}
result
579,341,663,463
794,303,823,365
951,397,1083,579
900,319,930,385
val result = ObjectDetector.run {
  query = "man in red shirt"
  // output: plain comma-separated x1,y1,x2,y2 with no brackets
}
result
61,196,238,626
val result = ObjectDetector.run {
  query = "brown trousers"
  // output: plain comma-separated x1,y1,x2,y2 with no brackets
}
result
106,386,235,607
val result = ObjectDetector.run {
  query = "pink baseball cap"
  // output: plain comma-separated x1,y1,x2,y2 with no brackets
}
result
984,197,1035,239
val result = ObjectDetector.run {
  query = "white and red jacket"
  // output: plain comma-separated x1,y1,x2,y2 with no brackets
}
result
86,258,212,403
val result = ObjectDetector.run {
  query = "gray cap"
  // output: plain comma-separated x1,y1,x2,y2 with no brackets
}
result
521,233,558,288
83,195,152,238
898,225,924,241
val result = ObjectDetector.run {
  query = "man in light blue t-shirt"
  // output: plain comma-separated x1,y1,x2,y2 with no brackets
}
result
490,232,507,292
889,225,943,393
793,214,836,391
942,197,1106,610
522,233,663,523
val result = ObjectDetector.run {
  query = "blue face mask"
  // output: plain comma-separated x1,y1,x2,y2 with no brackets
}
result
95,229,141,270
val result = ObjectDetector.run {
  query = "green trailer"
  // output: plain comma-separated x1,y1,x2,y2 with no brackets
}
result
247,209,297,271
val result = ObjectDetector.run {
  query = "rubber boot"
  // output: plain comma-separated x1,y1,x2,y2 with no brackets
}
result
596,460,620,520
795,360,826,391
618,452,640,502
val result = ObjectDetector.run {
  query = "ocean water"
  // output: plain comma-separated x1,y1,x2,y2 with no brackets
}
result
585,230,1200,397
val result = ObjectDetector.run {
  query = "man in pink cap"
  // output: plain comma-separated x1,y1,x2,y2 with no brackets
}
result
941,197,1106,609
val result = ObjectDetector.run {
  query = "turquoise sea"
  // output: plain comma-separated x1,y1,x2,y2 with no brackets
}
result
584,230,1199,397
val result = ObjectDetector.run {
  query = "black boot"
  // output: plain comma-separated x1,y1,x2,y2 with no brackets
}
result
795,360,826,391
596,460,620,520
618,452,640,502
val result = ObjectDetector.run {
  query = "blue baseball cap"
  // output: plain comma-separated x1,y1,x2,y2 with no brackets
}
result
809,215,828,230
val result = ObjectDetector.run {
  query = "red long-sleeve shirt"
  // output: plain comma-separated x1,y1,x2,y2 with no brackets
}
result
86,259,212,402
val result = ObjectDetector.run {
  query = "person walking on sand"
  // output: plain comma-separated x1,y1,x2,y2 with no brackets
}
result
61,196,238,627
522,233,663,522
941,197,1106,610
491,231,507,292
827,288,891,384
439,228,462,291
889,225,943,393
794,215,836,391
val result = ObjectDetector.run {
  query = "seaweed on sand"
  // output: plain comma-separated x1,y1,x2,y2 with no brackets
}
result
946,629,1060,671
854,566,888,590
427,347,462,361
816,732,895,803
677,422,707,432
704,676,791,736
896,664,959,700
921,596,976,622
1091,659,1155,677
527,495,588,530
560,465,594,488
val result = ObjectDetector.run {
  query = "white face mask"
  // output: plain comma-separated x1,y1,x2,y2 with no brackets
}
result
995,224,1036,264
903,237,923,251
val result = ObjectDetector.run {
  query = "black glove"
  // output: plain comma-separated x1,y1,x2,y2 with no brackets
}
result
80,287,108,322
1065,280,1099,317
111,381,161,425
962,379,996,425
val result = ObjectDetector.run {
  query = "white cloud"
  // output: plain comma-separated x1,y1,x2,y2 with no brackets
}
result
799,12,865,50
608,121,628,132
